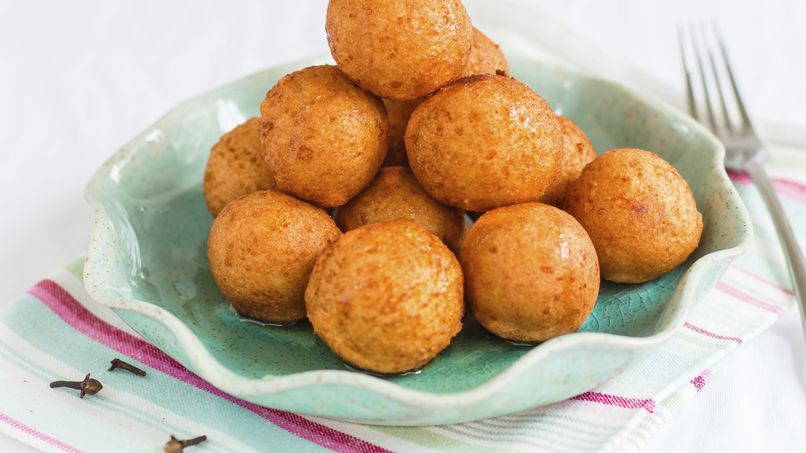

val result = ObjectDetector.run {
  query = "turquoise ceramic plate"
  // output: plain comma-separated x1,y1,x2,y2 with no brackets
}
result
83,51,752,425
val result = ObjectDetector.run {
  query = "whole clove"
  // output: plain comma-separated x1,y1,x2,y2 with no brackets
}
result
164,434,207,453
108,358,147,376
49,373,103,398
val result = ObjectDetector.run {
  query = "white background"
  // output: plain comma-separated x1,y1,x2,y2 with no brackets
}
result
1,1,804,452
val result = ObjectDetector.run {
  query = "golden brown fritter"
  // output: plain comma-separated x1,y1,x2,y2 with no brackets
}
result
382,98,421,167
203,118,276,216
305,220,464,374
461,202,600,342
260,65,388,208
564,148,703,283
462,28,510,77
207,190,341,324
326,0,473,100
539,115,597,206
336,166,465,252
406,74,563,212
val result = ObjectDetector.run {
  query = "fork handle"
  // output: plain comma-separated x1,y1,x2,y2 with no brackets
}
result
744,158,806,332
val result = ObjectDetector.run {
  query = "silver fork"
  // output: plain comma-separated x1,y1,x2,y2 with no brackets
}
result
679,23,806,347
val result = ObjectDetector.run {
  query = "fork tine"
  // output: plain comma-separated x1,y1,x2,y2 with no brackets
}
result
678,25,698,120
711,23,756,135
702,23,734,134
690,24,718,133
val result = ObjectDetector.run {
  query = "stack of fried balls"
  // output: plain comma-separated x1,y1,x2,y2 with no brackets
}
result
204,0,703,374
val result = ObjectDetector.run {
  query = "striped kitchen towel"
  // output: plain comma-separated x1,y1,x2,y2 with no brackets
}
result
0,148,803,452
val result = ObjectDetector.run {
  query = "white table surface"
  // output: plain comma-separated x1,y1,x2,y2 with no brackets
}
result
1,1,804,452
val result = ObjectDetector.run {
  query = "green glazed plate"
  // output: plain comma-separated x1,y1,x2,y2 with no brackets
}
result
83,50,752,425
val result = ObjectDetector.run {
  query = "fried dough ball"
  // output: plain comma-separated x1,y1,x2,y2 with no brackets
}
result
203,118,276,216
382,98,421,167
336,166,465,251
406,75,563,211
326,0,473,100
564,148,703,283
208,190,341,324
462,28,510,77
305,220,464,374
260,65,387,208
461,202,600,342
378,27,511,166
539,116,597,206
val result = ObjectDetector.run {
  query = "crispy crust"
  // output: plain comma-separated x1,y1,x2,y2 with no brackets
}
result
335,166,466,252
207,190,341,323
406,75,562,211
260,65,388,208
461,28,510,77
381,98,421,167
203,118,276,216
564,148,703,283
326,0,473,100
461,202,600,342
305,220,464,374
539,115,597,206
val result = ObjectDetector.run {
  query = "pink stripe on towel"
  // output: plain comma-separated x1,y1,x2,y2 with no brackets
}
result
716,282,785,315
29,280,391,453
683,322,743,344
0,411,83,453
690,370,711,392
733,267,794,296
570,391,656,413
728,169,806,202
